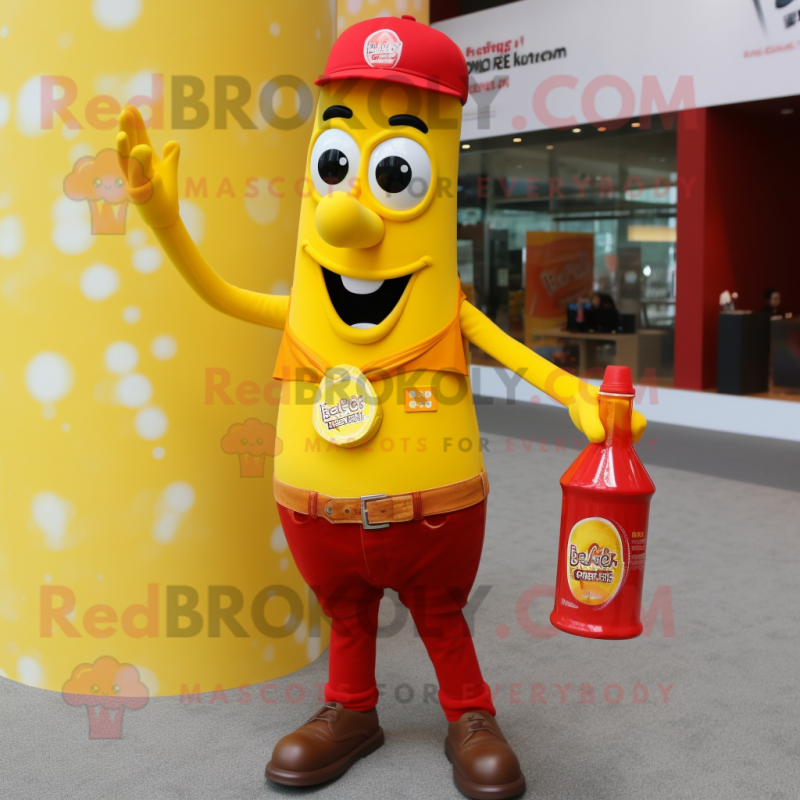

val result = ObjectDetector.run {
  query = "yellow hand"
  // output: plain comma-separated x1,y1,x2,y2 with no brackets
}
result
116,105,180,228
112,105,287,330
566,383,648,444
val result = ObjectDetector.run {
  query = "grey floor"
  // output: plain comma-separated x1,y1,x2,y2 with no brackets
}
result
2,402,799,799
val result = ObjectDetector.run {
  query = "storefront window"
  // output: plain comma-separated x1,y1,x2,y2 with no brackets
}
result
457,120,677,383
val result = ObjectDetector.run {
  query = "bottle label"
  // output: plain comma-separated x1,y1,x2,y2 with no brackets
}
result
566,517,626,606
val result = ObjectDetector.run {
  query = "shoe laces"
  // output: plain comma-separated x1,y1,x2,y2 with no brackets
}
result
464,713,497,741
307,701,338,725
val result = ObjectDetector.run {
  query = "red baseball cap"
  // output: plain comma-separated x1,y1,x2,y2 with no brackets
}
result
316,15,469,105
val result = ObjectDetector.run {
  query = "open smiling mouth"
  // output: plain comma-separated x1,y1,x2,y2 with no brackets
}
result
321,267,412,329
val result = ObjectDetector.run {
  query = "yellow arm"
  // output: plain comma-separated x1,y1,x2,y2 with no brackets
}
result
460,301,647,443
116,105,287,330
150,219,288,329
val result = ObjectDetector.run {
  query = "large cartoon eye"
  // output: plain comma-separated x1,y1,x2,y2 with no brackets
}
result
310,129,361,196
115,178,124,188
90,684,100,694
93,178,102,188
112,684,121,694
368,137,432,212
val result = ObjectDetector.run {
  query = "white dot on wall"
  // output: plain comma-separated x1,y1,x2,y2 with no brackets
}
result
61,126,79,141
97,574,103,580
68,143,94,164
151,335,177,361
153,513,181,544
347,0,363,13
132,246,162,274
0,215,25,258
263,645,275,662
279,557,289,571
31,492,74,551
104,341,139,374
0,26,8,38
244,178,280,226
179,201,205,244
42,403,57,420
123,306,141,324
269,22,280,36
395,0,409,12
337,15,346,31
115,373,153,408
80,264,119,301
137,666,159,695
163,482,195,514
17,656,44,688
307,638,321,660
152,447,165,459
62,423,70,432
25,352,74,403
51,196,93,255
92,0,142,30
271,281,290,296
270,525,287,553
57,32,74,49
44,574,52,583
294,621,307,644
135,406,168,440
15,76,47,139
0,95,10,129
315,29,321,39
126,228,147,248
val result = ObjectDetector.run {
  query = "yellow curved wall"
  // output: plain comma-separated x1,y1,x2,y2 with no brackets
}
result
0,1,333,695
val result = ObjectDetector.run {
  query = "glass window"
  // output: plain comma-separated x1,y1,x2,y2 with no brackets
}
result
457,120,677,384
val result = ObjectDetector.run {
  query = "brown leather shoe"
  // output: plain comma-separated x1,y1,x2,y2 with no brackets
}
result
445,711,526,799
265,702,384,787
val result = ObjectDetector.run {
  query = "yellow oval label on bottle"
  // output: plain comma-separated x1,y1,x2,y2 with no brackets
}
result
312,364,382,448
567,517,625,606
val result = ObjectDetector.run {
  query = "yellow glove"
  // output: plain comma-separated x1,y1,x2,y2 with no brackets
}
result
566,382,647,444
116,105,181,228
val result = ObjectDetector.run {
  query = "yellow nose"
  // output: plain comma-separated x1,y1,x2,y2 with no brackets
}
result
315,193,385,249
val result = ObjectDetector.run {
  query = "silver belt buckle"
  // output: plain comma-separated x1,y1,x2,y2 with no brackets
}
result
361,494,390,530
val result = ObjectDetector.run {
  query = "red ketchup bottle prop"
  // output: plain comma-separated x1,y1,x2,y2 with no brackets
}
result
550,366,655,639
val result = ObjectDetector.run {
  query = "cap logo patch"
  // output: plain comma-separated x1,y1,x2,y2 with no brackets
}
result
363,29,403,70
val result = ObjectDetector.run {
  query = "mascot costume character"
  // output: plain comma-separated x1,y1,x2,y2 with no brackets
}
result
115,15,646,799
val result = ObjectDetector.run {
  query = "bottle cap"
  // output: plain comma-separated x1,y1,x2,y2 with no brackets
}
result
599,365,635,396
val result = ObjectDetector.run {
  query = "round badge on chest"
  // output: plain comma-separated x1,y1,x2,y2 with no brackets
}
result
312,364,383,448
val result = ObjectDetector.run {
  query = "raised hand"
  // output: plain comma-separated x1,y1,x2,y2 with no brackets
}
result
116,105,181,228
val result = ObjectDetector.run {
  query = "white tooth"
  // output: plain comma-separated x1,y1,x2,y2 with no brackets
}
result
351,322,377,329
341,275,384,295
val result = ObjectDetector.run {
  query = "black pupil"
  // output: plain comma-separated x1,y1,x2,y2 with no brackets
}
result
375,156,411,194
318,149,348,185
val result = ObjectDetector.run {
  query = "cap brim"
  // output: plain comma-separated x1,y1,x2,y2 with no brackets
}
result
316,68,466,105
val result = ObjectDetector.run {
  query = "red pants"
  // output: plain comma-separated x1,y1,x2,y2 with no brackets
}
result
278,500,495,722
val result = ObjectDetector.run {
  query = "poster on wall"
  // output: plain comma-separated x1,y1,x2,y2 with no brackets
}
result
434,0,800,140
524,232,594,348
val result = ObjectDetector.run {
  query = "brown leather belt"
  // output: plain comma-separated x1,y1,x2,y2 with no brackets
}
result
274,471,489,530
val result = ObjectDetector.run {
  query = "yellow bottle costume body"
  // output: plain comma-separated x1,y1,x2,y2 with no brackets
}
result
117,81,644,496
116,15,645,795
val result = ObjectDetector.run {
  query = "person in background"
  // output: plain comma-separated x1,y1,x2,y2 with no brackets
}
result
587,292,619,332
761,288,784,319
